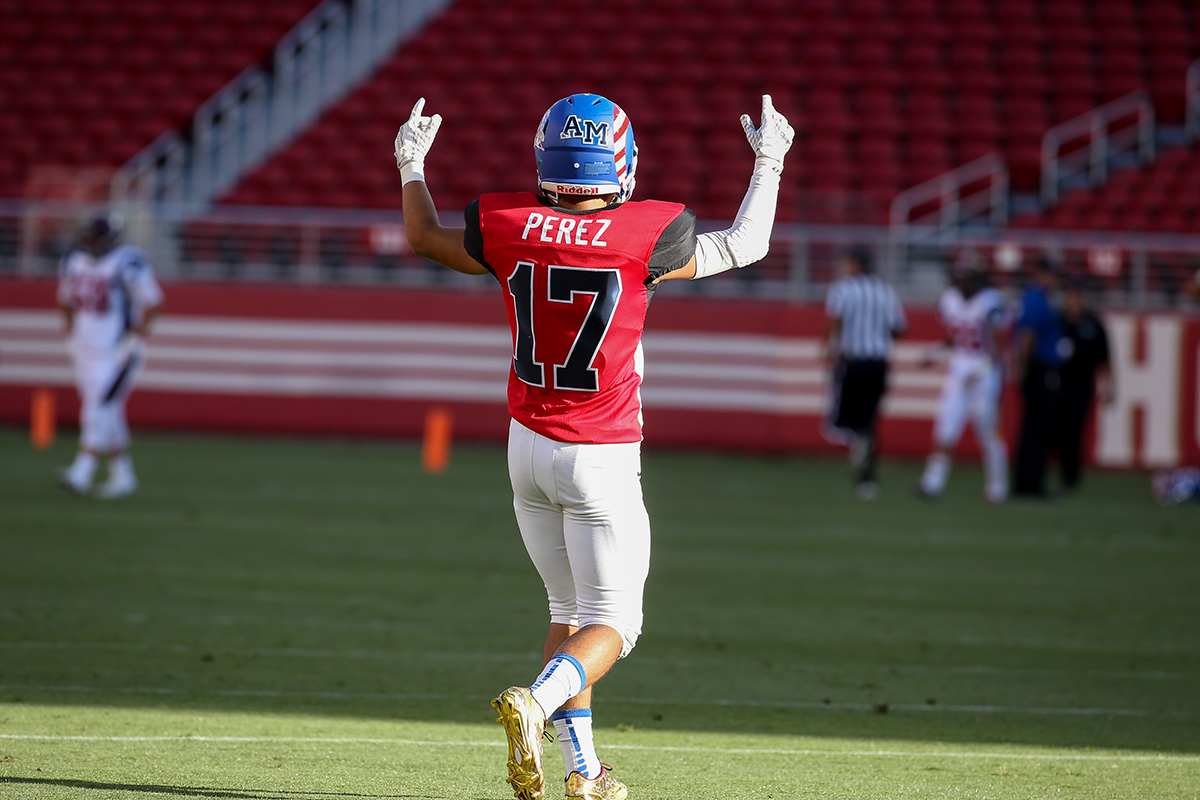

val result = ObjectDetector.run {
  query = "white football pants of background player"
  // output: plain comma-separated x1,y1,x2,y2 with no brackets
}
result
62,336,145,497
920,355,1009,503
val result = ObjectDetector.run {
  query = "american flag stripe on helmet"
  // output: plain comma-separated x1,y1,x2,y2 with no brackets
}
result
613,105,630,180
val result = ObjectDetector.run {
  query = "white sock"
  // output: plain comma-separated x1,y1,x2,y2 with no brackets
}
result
921,452,951,495
983,438,1008,501
108,454,135,482
69,451,97,482
529,653,586,717
551,709,601,779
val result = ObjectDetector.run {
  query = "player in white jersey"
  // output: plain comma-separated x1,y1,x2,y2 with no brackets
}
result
56,214,163,498
918,253,1009,503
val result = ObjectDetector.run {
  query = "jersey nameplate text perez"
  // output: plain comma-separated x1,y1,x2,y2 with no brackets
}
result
521,212,612,247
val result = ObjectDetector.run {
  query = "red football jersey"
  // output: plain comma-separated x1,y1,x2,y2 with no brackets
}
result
465,192,695,443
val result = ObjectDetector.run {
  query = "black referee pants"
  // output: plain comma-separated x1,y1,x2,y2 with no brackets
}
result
830,357,888,484
1013,360,1061,497
1049,382,1094,490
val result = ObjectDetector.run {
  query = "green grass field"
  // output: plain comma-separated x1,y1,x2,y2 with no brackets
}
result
1,426,1197,799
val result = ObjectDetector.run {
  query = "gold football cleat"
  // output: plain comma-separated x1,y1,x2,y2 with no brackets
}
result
492,686,547,800
565,763,628,800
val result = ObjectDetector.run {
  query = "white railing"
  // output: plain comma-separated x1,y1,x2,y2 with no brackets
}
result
112,0,451,206
889,153,1009,234
9,199,1200,311
1041,91,1155,206
1187,59,1200,143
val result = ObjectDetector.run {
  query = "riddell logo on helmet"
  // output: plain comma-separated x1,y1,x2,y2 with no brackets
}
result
556,184,602,195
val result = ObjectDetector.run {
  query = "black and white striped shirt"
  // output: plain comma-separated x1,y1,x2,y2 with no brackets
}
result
826,275,906,360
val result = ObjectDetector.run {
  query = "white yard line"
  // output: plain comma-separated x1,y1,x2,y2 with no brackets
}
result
0,733,1196,763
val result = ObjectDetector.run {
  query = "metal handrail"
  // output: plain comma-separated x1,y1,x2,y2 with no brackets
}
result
1041,91,1155,206
1187,59,1200,143
111,0,451,207
889,152,1008,232
7,197,1200,310
109,130,188,205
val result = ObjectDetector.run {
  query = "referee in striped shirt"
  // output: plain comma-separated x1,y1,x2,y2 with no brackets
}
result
824,248,906,499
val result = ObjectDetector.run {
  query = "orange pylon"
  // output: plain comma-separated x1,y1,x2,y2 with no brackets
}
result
421,406,453,474
31,388,56,450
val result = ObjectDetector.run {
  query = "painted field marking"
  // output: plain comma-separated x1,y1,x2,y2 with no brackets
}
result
0,733,1197,763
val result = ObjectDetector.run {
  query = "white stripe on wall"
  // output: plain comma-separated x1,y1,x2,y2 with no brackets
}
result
0,310,944,417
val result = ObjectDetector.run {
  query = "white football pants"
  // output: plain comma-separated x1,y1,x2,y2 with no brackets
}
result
71,344,143,453
930,356,1008,499
507,419,651,659
934,356,1003,448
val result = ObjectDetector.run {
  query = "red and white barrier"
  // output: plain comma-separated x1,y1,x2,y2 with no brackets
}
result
3,277,1197,466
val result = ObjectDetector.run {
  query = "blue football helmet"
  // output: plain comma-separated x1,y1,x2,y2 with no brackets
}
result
534,93,637,204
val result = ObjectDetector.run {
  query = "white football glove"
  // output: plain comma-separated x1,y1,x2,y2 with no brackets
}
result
394,97,442,185
739,94,794,171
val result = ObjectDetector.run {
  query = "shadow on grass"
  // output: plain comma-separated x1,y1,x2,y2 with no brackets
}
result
0,776,460,800
3,688,1196,756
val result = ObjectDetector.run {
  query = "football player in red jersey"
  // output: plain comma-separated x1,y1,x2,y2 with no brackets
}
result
396,92,792,800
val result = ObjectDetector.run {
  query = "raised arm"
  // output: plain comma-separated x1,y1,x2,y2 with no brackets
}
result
395,99,489,276
657,94,794,283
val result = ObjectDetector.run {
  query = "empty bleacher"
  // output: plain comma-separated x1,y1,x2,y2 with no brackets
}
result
0,0,320,198
220,0,1200,225
1013,142,1200,232
3,0,1197,230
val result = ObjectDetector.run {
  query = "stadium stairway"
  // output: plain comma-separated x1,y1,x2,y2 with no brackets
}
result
1011,140,1200,233
217,0,1200,225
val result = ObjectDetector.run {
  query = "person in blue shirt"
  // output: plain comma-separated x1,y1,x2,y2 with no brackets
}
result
1012,257,1064,497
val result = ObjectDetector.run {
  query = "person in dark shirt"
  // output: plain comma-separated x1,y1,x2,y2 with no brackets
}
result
1012,258,1064,497
1050,275,1112,491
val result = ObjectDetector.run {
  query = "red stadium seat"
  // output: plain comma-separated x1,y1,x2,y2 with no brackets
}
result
941,0,987,23
856,137,899,165
1094,24,1142,52
142,0,1182,226
1042,0,1087,26
848,39,893,71
855,64,904,93
1093,0,1137,29
1047,48,1092,80
993,0,1037,24
947,41,991,71
898,40,942,71
0,0,322,199
997,40,1041,71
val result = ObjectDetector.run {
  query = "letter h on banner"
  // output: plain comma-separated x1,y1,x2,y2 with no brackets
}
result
1095,313,1182,468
